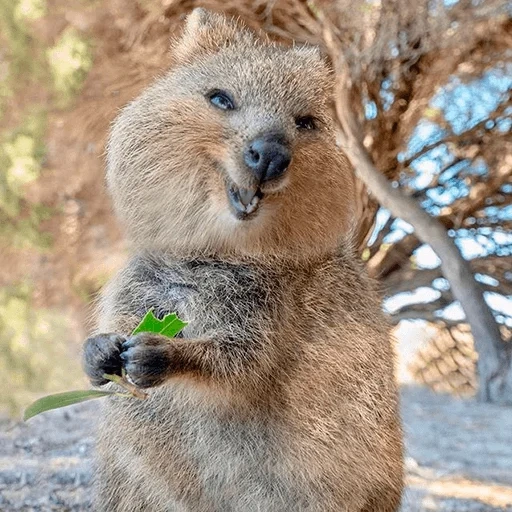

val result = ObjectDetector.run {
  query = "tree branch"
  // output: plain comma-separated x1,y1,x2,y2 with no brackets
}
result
321,19,512,403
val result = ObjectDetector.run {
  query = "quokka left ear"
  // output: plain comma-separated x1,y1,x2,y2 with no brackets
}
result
183,8,225,35
171,8,253,64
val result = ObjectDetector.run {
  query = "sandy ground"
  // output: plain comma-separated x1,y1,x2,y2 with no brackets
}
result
1,385,511,511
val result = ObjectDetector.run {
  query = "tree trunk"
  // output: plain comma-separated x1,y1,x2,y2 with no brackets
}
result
323,26,512,404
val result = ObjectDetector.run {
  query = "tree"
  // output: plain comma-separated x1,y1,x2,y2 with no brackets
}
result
317,6,511,402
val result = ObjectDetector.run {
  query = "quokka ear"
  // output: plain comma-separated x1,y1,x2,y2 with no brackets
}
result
183,8,224,34
172,8,252,64
293,43,329,64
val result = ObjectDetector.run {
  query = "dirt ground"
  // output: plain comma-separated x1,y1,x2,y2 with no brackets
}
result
1,385,511,512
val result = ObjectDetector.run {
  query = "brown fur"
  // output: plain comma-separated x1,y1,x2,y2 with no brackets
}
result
84,8,403,511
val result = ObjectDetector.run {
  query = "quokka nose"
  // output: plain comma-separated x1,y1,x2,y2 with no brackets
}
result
243,134,291,183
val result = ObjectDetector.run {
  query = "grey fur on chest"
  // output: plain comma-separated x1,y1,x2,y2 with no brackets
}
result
115,254,275,336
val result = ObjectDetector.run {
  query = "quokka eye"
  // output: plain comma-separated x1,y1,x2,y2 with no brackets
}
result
207,90,236,111
295,115,317,131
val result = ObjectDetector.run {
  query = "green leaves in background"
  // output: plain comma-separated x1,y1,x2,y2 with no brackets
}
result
0,284,85,416
23,310,187,420
0,110,52,248
0,0,93,249
47,27,92,108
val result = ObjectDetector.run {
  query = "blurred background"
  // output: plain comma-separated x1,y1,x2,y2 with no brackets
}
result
0,0,511,509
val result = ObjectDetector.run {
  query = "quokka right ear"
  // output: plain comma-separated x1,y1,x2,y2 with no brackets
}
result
172,8,252,63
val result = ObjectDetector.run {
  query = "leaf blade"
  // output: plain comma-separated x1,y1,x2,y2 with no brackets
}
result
23,390,116,421
132,309,160,335
159,313,187,338
132,311,187,338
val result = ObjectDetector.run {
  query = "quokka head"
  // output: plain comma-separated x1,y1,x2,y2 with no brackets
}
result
107,8,355,260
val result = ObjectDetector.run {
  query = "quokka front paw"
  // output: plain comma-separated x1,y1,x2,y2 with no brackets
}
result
120,333,174,388
83,333,126,386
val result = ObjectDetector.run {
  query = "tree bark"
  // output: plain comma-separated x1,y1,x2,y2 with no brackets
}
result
323,26,512,404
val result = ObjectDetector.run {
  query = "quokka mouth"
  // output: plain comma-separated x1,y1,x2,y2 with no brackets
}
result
227,181,264,220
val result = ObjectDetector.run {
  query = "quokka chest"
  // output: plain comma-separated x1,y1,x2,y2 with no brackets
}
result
123,257,281,334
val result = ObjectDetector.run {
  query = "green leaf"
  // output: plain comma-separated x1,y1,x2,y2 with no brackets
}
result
23,310,187,420
23,389,116,421
132,310,187,338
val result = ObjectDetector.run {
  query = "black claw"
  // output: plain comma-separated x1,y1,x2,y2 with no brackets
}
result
121,347,137,360
118,335,172,389
122,338,136,350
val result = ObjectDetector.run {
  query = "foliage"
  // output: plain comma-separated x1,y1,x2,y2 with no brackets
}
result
0,0,96,417
23,389,116,421
0,284,86,416
47,27,93,108
0,0,93,247
0,0,47,115
0,110,52,248
132,310,188,338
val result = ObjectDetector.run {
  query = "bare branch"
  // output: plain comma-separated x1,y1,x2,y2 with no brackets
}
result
320,14,512,402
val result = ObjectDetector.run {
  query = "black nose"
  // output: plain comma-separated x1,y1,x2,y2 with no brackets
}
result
243,134,291,183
